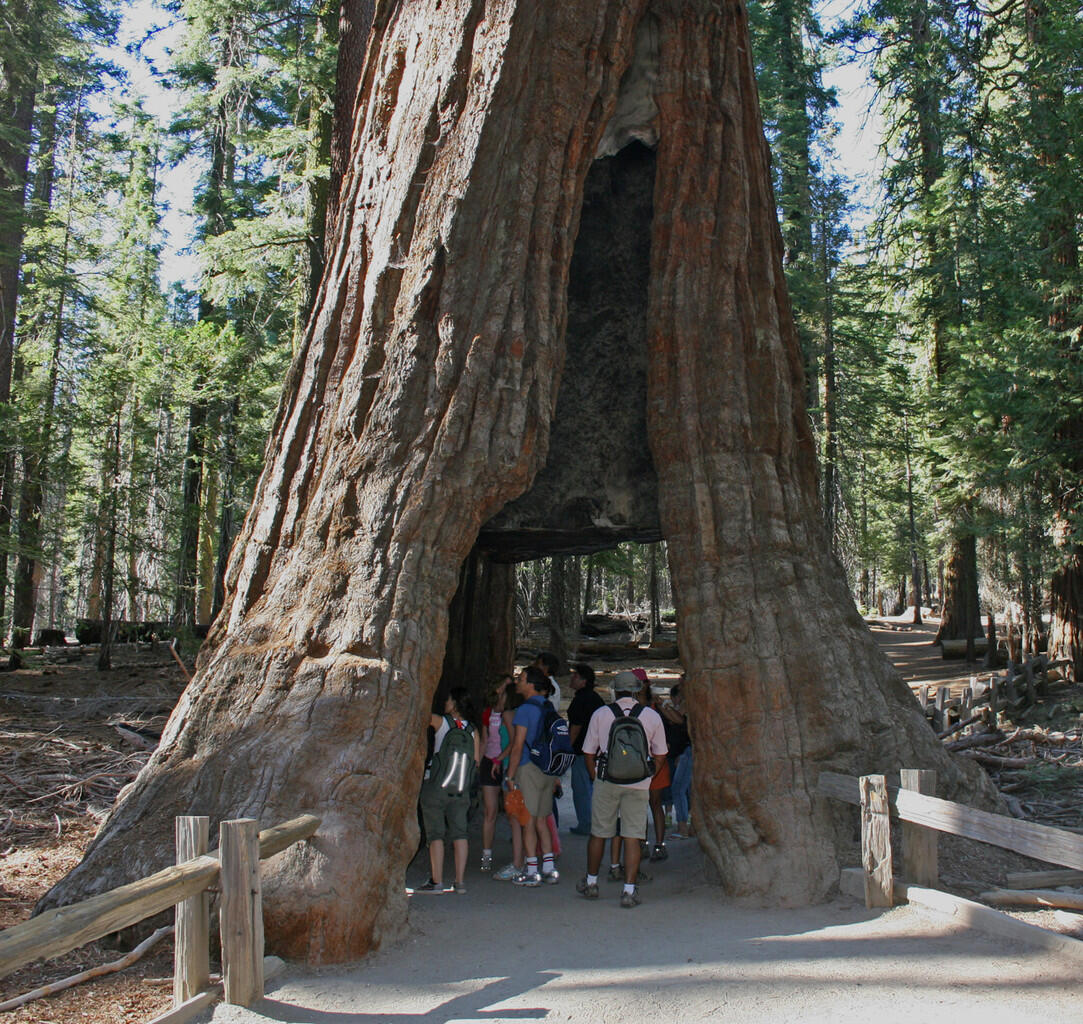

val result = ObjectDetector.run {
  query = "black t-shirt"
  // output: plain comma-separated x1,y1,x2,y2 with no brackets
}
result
567,687,605,754
663,712,690,758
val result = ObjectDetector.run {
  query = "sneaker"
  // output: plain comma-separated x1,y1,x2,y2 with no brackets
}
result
512,871,542,887
620,886,641,908
453,881,466,895
493,863,520,881
650,843,668,862
480,854,493,872
607,866,624,882
576,876,599,899
413,879,443,893
541,870,560,885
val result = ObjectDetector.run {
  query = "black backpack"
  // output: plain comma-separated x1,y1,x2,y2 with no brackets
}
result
428,716,475,795
526,696,575,776
599,702,652,784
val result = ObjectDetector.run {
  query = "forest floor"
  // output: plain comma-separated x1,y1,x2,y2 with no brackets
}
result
1,619,1081,1023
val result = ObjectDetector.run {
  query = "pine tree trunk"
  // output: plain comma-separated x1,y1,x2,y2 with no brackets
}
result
43,0,993,956
935,532,982,645
325,0,376,241
0,8,40,632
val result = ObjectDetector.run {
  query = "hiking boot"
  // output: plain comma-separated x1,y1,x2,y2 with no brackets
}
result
576,876,599,899
493,863,520,881
480,854,493,872
650,843,668,862
512,871,542,887
607,866,624,882
453,881,467,895
414,879,443,893
541,870,560,885
620,887,641,908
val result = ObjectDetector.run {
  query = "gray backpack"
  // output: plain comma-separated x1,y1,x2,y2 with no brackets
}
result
599,703,652,784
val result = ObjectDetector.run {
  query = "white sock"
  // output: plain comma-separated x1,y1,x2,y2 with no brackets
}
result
482,848,492,858
586,873,598,885
623,882,635,894
542,854,555,873
526,857,538,873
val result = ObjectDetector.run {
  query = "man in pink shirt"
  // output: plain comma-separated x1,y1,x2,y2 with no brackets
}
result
576,670,667,907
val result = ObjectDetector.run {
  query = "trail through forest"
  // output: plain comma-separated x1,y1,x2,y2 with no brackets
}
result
1,621,1081,1022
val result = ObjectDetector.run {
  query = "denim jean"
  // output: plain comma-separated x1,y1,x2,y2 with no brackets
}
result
671,747,693,824
570,755,592,832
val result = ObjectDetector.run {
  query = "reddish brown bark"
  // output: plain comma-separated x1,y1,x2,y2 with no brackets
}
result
43,0,993,956
935,533,982,647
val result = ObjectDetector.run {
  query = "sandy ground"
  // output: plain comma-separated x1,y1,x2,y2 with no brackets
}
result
207,795,1083,1024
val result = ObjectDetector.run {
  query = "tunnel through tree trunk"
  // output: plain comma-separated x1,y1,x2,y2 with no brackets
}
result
42,0,996,958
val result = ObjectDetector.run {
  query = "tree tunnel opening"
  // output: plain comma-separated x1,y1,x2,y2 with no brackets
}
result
440,140,663,705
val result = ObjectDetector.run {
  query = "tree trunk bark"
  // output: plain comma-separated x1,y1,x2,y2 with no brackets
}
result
935,532,982,646
439,546,515,704
42,0,994,956
0,6,40,632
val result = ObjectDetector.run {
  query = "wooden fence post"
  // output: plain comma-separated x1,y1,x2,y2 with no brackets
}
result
934,686,951,732
219,819,264,1007
900,770,938,887
173,816,210,1006
860,775,893,908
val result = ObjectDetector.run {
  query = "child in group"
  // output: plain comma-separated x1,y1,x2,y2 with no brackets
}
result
417,687,480,893
480,675,513,871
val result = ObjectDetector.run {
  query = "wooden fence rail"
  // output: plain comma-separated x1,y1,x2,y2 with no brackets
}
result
0,813,319,1000
818,771,1083,871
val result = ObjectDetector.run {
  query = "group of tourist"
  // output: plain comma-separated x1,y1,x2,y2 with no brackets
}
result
416,653,693,908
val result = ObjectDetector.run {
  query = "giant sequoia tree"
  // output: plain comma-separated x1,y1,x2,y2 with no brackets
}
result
44,0,990,960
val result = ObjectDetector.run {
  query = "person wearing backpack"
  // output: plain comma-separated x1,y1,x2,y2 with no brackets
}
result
504,665,570,886
416,687,481,894
576,670,667,908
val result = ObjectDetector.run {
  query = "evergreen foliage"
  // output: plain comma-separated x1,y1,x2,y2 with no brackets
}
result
0,0,1081,669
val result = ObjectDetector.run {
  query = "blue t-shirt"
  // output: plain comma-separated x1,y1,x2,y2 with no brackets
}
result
512,698,545,766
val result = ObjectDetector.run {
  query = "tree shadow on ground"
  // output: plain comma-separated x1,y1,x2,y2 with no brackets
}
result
245,970,556,1022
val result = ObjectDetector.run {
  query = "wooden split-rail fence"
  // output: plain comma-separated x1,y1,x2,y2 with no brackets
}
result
819,770,1083,957
0,813,320,1022
917,653,1071,735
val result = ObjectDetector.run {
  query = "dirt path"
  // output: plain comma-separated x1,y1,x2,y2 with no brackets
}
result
207,617,1083,1024
867,614,986,695
209,830,1082,1024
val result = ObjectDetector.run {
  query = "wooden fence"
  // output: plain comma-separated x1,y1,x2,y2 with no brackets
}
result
819,770,1083,955
0,813,319,1021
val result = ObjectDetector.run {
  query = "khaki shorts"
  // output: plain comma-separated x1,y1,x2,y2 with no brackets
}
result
591,779,649,840
516,760,557,818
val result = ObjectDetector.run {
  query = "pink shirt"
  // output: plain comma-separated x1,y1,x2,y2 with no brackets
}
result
582,697,667,791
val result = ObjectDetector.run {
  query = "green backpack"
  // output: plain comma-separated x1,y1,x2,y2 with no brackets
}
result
429,717,475,795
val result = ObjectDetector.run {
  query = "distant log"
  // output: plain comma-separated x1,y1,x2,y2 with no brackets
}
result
940,637,988,659
575,640,678,660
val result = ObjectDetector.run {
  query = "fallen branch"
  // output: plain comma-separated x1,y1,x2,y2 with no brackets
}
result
0,925,172,1013
980,888,1083,912
956,750,1037,768
1005,868,1083,889
169,639,192,682
945,730,1004,752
